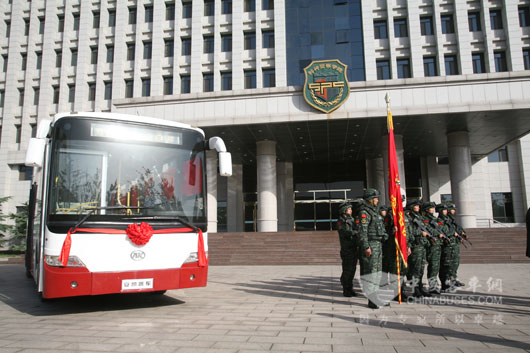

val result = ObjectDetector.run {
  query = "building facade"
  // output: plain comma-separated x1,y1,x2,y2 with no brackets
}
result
1,0,530,243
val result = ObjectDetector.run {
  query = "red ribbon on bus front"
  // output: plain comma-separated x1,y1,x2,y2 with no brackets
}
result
58,223,207,267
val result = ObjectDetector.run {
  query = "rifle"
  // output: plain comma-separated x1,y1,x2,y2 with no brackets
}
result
411,218,437,244
427,218,451,245
453,221,472,247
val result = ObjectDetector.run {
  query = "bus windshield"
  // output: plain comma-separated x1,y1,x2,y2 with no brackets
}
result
47,117,206,229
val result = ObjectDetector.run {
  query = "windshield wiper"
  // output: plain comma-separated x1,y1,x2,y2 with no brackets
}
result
125,215,199,232
70,206,154,233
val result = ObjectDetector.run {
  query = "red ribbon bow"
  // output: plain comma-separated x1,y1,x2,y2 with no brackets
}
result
126,222,154,246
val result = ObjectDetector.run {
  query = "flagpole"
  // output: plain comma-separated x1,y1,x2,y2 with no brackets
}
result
385,93,402,304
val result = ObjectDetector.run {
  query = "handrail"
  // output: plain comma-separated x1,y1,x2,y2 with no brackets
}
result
476,218,511,228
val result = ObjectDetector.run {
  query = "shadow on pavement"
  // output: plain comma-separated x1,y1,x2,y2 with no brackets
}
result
232,274,367,307
0,264,185,316
319,312,530,351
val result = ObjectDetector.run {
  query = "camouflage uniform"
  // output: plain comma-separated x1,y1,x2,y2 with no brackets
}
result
358,189,388,308
406,200,430,297
337,202,359,297
437,203,456,290
447,203,464,286
423,202,444,294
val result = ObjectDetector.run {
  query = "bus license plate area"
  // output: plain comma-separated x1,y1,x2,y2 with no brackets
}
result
121,278,154,291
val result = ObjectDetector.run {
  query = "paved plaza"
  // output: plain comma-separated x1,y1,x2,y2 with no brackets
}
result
0,263,529,353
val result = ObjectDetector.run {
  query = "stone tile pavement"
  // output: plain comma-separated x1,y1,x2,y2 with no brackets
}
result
0,263,529,353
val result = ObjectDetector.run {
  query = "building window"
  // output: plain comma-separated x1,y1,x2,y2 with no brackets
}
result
106,45,114,63
373,20,387,39
33,87,39,105
397,58,410,78
394,18,408,38
127,43,135,61
263,68,275,87
19,88,24,106
166,3,175,21
491,192,514,223
144,42,152,59
24,19,30,36
494,51,507,72
15,125,21,143
181,75,190,93
468,11,481,32
335,30,348,44
182,38,191,55
420,16,433,36
221,72,232,91
2,55,7,72
125,79,133,98
440,194,452,202
472,53,486,73
129,7,137,25
244,32,256,49
0,90,3,107
21,54,27,71
19,165,33,181
520,6,530,27
441,14,454,34
490,9,503,30
73,13,80,31
524,49,530,70
203,73,214,92
163,76,173,95
262,0,274,10
203,36,214,53
93,11,100,28
182,2,192,19
244,0,255,12
58,15,64,32
376,60,391,80
488,146,509,162
104,81,112,100
71,49,77,66
222,0,232,14
108,10,116,26
145,5,154,22
245,70,256,89
39,17,45,34
444,55,458,75
53,85,59,104
91,47,98,64
204,0,214,16
55,50,62,68
424,56,437,77
68,84,75,103
221,34,232,52
262,30,275,48
36,52,42,70
31,124,37,138
165,40,174,57
88,82,96,101
141,78,150,96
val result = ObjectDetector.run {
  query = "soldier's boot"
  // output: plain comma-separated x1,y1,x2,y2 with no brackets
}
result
428,278,440,295
368,300,380,309
343,288,357,297
454,279,465,287
418,281,432,297
413,286,424,298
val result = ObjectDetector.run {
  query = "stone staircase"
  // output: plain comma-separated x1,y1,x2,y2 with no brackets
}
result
208,227,530,266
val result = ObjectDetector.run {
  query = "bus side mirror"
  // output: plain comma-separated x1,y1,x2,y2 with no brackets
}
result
25,138,45,168
219,152,232,177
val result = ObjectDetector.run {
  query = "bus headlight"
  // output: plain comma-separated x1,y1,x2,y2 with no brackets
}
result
183,252,198,263
45,255,86,267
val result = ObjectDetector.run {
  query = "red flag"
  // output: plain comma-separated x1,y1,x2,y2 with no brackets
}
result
387,107,408,268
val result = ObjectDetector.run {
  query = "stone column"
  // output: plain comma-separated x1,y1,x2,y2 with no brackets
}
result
256,141,277,232
277,161,294,232
206,150,218,233
365,158,386,203
447,131,477,228
227,163,244,232
381,134,406,204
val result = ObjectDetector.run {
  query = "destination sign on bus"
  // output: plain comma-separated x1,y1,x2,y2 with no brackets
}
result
91,123,182,145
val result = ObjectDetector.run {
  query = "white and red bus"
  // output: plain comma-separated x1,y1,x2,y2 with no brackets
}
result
24,112,231,299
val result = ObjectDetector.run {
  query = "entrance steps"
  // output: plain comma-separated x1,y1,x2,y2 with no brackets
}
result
208,228,530,265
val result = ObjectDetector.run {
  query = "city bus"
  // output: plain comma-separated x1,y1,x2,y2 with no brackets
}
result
24,112,231,299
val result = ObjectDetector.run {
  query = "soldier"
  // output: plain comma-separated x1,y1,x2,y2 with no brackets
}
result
357,188,388,309
423,201,444,295
447,203,465,287
336,202,359,297
436,203,456,291
406,200,431,298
